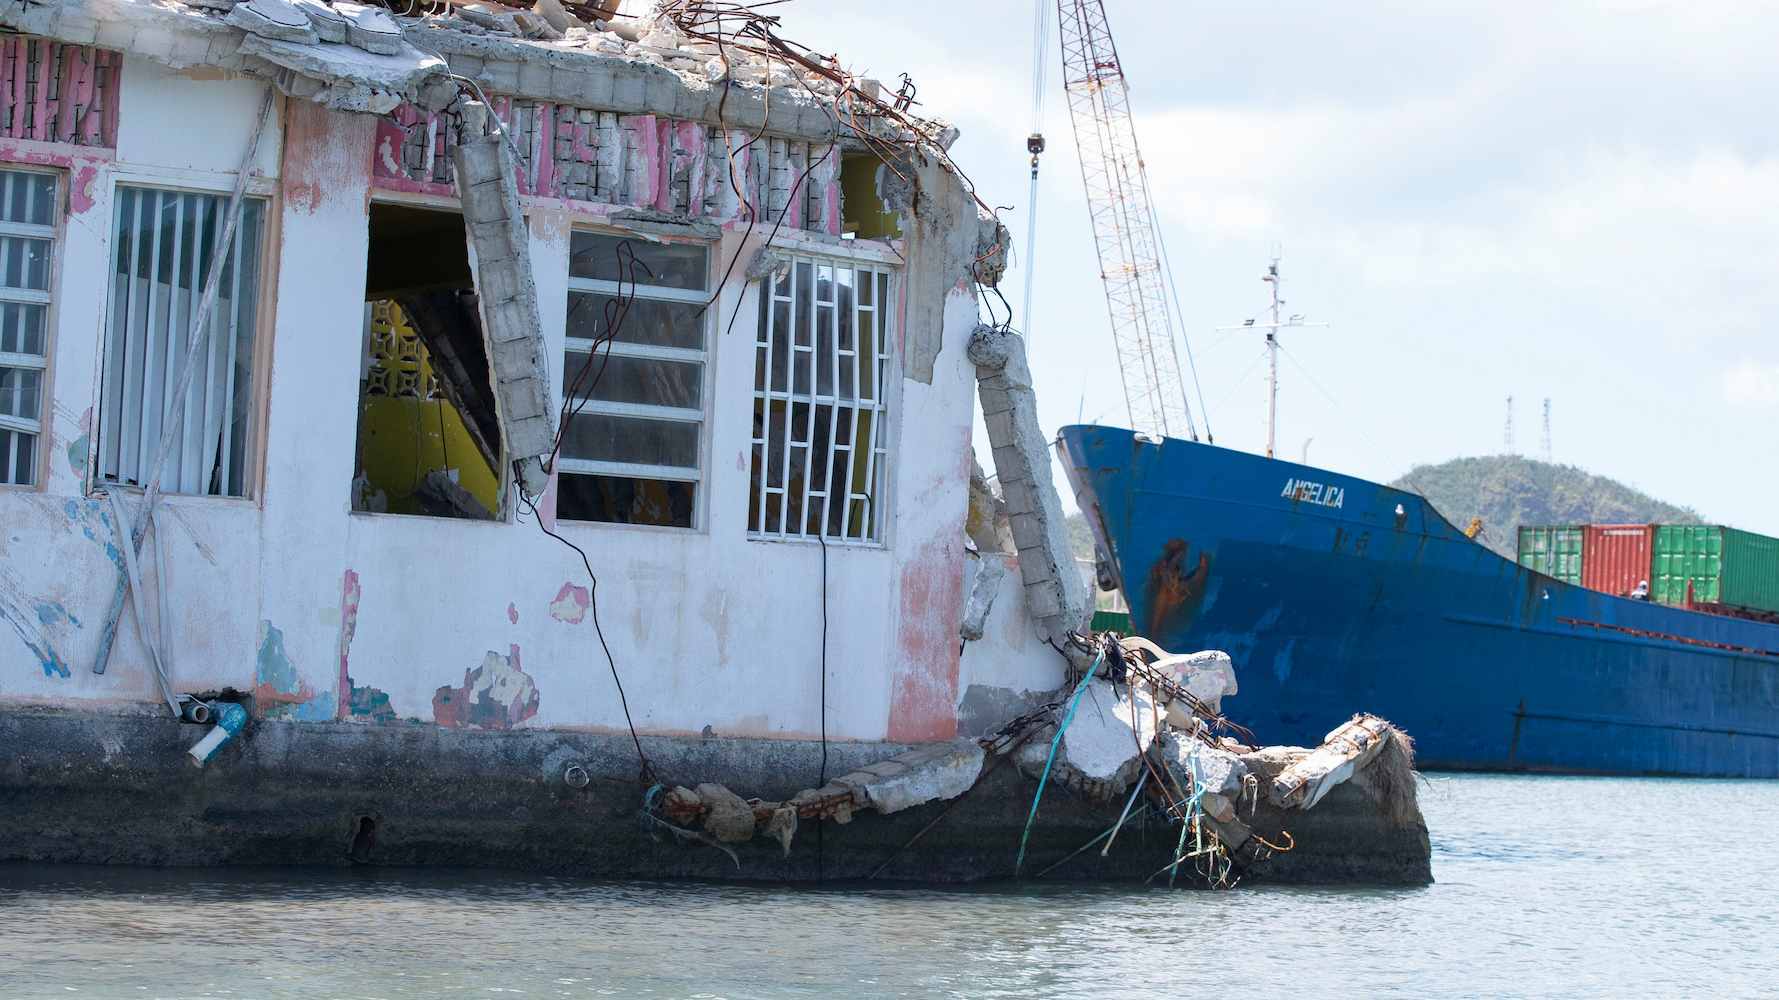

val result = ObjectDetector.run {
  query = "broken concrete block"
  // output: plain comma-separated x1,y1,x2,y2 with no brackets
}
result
183,0,238,11
969,325,1089,646
763,805,797,856
290,0,346,43
1160,731,1248,796
660,785,703,824
225,0,319,45
333,1,402,55
694,783,755,843
1201,790,1237,823
1058,677,1154,788
959,554,1007,642
1271,714,1394,812
856,741,985,815
1153,649,1238,718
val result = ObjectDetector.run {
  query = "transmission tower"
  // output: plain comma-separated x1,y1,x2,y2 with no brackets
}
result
1054,0,1199,441
1503,395,1515,453
1541,398,1552,462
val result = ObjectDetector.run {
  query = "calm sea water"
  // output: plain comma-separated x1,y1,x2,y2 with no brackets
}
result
3,773,1776,999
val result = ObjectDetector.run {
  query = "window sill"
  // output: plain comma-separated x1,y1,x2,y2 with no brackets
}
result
553,517,704,537
746,533,887,552
89,484,260,509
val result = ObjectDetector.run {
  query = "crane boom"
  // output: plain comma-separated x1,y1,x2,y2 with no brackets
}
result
1055,0,1197,441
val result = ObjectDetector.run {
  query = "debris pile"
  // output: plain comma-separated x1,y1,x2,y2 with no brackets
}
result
634,630,1420,888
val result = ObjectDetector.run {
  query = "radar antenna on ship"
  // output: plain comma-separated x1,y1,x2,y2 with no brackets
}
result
1217,254,1327,459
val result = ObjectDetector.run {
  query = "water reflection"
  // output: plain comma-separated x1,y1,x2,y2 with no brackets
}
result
2,774,1776,998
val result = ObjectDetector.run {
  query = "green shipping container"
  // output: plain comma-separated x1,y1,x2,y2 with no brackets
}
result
1516,525,1583,585
1651,525,1779,613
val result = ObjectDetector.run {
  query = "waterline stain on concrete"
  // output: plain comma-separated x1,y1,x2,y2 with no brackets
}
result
548,582,589,625
433,645,540,730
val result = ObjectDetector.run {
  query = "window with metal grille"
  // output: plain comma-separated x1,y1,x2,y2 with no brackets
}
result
557,232,709,528
749,257,893,543
98,186,266,497
0,169,55,486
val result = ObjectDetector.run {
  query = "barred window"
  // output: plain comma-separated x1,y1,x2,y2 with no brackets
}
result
749,257,893,543
99,186,266,497
557,232,709,528
0,169,56,486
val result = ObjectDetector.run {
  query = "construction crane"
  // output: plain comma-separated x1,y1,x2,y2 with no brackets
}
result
1036,0,1204,442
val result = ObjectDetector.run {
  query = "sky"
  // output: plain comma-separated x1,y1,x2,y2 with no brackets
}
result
770,1,1779,534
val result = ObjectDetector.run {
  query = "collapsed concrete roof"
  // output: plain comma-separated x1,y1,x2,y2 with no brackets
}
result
0,0,958,150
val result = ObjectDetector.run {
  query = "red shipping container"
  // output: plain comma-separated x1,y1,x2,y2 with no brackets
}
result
1583,524,1656,597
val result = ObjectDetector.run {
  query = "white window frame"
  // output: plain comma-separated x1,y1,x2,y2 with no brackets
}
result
0,167,58,488
557,234,713,529
96,182,269,500
749,254,896,547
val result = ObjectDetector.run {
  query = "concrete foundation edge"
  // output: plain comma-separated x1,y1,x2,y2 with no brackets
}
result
0,708,1432,886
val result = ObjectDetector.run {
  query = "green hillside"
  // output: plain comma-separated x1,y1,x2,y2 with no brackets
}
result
1390,455,1702,559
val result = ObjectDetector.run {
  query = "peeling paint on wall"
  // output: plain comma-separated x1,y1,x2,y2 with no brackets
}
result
432,644,540,730
64,498,122,571
65,407,91,477
1,586,71,678
548,582,589,624
254,620,335,721
887,536,966,742
333,571,395,723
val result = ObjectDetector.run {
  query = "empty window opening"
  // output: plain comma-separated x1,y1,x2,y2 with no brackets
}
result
749,257,893,544
354,203,501,520
839,152,901,241
98,185,266,497
0,168,56,487
556,231,709,529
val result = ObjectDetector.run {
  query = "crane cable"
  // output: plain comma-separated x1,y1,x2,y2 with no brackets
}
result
1020,0,1051,338
1148,196,1213,443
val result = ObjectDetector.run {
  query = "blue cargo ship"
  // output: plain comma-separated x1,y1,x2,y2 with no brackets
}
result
1058,424,1779,777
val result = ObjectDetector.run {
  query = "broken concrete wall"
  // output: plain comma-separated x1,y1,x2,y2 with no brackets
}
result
0,5,1042,751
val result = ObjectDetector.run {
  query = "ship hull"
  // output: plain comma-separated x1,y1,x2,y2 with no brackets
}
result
1058,425,1779,777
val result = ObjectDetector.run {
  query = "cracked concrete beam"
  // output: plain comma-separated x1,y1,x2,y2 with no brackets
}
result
882,151,1010,384
968,325,1089,645
453,101,556,497
0,0,451,115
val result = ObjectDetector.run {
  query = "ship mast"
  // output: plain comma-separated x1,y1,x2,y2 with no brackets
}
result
1220,254,1324,459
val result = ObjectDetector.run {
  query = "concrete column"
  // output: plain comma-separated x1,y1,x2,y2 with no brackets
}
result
968,325,1088,646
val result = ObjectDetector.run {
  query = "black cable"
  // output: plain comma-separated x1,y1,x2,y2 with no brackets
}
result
818,531,829,786
518,488,655,786
816,530,829,882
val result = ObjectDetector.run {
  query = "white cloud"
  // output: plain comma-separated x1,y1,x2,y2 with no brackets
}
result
1724,362,1779,407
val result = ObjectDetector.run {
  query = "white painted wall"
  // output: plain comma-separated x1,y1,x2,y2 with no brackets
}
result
0,85,1050,742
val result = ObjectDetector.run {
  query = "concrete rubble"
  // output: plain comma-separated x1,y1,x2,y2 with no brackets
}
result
638,631,1427,887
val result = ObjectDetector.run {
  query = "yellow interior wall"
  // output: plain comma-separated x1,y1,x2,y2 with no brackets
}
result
357,300,500,515
839,156,902,240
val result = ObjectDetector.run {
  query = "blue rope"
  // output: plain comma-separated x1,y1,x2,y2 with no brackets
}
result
1015,651,1103,876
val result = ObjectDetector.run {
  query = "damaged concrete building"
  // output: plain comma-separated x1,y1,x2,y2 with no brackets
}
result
0,0,1430,885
